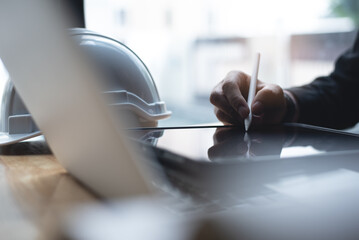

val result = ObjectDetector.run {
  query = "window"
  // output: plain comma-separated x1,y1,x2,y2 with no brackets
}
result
85,0,356,126
1,0,355,127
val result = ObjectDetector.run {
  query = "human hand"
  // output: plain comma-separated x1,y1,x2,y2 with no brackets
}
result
210,71,286,126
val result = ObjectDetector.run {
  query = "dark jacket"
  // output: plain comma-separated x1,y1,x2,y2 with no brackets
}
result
289,32,359,129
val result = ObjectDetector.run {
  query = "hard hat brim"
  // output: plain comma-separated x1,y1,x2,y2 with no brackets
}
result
0,131,41,146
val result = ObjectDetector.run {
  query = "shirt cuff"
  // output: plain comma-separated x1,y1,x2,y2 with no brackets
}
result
283,90,299,122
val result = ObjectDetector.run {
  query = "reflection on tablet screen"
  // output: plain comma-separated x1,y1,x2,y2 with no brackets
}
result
129,124,359,162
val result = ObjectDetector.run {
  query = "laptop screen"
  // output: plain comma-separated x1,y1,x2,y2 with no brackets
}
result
129,124,359,162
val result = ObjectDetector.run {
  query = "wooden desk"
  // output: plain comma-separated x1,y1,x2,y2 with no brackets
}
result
0,141,97,240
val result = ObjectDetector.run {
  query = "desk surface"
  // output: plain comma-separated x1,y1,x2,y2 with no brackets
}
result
0,142,97,240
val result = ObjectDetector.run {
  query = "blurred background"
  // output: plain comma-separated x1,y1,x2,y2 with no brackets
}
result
0,0,358,127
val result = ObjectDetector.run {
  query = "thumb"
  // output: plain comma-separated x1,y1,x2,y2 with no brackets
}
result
251,101,265,116
251,84,285,124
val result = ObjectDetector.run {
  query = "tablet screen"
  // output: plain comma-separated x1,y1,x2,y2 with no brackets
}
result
129,124,359,162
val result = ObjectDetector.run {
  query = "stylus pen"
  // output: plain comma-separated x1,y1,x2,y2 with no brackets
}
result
244,53,261,131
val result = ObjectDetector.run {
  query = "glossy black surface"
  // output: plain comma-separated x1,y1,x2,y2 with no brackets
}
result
129,123,359,162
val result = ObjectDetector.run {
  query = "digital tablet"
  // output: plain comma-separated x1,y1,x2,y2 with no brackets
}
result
128,123,359,163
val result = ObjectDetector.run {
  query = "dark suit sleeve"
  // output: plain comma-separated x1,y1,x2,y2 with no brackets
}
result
288,32,359,129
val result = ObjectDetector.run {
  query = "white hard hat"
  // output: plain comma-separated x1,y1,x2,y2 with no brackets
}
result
0,28,171,145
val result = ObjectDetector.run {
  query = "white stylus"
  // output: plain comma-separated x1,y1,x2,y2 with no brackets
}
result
244,53,261,131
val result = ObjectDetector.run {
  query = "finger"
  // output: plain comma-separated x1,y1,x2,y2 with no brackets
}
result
221,80,249,119
225,71,252,99
214,108,237,125
210,89,243,120
250,114,264,127
252,84,283,111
